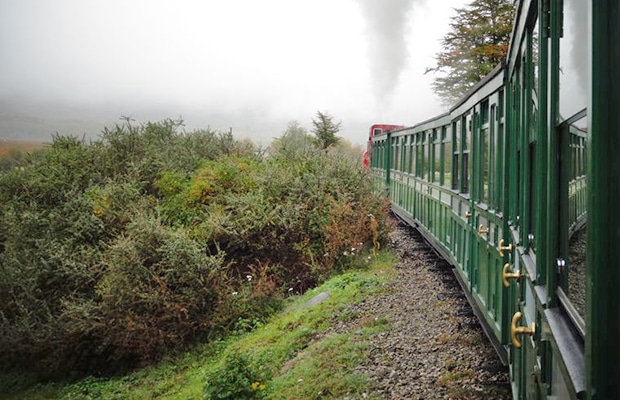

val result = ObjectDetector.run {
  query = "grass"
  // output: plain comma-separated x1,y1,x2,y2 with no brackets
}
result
0,251,396,400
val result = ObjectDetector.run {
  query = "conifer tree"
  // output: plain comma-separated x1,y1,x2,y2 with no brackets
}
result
311,111,341,150
426,0,516,105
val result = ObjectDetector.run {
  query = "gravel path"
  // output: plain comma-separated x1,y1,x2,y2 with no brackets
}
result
337,221,512,399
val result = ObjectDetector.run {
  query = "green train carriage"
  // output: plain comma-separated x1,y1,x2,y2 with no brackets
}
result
369,0,619,398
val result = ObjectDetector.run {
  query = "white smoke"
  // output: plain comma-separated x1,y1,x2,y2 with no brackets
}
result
356,0,421,105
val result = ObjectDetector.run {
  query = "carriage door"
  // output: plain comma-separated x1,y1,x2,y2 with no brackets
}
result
508,12,542,399
469,97,507,359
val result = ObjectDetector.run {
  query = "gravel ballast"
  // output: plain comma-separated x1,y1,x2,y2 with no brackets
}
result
338,221,512,399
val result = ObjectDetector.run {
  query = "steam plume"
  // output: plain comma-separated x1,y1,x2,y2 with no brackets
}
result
356,0,420,104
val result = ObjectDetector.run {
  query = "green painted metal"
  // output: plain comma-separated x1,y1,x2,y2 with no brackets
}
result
544,0,561,306
535,0,549,287
587,1,620,398
366,0,615,397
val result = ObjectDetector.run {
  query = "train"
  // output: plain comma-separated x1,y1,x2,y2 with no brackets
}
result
368,0,619,399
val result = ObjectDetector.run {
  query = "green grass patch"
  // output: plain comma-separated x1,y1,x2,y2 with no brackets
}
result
0,251,396,400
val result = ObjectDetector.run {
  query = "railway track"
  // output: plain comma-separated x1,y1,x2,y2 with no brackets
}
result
343,220,512,399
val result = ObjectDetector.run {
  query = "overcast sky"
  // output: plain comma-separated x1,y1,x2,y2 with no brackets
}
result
0,0,469,146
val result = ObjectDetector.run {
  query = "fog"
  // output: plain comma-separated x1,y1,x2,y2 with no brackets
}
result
0,0,468,145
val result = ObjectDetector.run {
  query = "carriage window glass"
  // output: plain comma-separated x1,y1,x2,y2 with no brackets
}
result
531,17,539,144
462,153,469,193
443,127,451,187
410,135,416,174
392,137,397,170
371,142,376,168
409,136,415,174
559,0,589,326
423,132,430,181
373,141,378,168
481,126,490,204
565,114,587,322
398,137,403,172
402,138,406,172
394,137,399,170
559,0,588,121
434,130,441,182
370,142,375,168
401,137,406,173
462,115,470,151
401,137,407,172
489,105,497,207
532,19,539,104
416,133,422,178
497,113,504,209
481,100,490,125
463,115,471,194
452,121,460,190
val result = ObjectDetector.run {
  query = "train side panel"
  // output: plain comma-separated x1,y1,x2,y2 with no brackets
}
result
370,0,595,398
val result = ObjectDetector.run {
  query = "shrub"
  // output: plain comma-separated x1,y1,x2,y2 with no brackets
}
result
204,349,270,400
88,214,227,366
0,118,392,379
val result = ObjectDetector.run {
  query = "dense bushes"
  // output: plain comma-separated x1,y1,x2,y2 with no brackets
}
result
0,119,390,378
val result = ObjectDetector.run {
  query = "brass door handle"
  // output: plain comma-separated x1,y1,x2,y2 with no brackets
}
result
502,263,521,287
478,224,489,235
511,311,535,348
498,239,513,257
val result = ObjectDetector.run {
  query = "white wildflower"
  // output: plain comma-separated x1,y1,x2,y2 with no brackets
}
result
246,275,252,281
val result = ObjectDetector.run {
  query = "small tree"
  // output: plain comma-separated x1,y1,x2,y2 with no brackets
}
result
425,0,516,105
311,111,341,150
270,121,314,155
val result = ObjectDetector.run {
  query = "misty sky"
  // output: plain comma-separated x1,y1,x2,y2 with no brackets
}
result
0,0,469,145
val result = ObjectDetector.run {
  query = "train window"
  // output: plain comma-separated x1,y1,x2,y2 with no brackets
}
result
442,127,451,187
496,96,505,209
391,137,397,170
532,19,539,102
373,141,378,168
526,18,539,250
421,132,427,180
559,0,588,121
396,137,401,171
462,115,471,194
433,130,441,183
499,89,504,118
423,132,430,181
489,105,497,207
402,136,407,173
561,112,588,328
479,100,491,205
414,132,422,177
411,135,416,174
452,121,460,190
401,137,407,172
481,100,490,125
481,126,490,204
